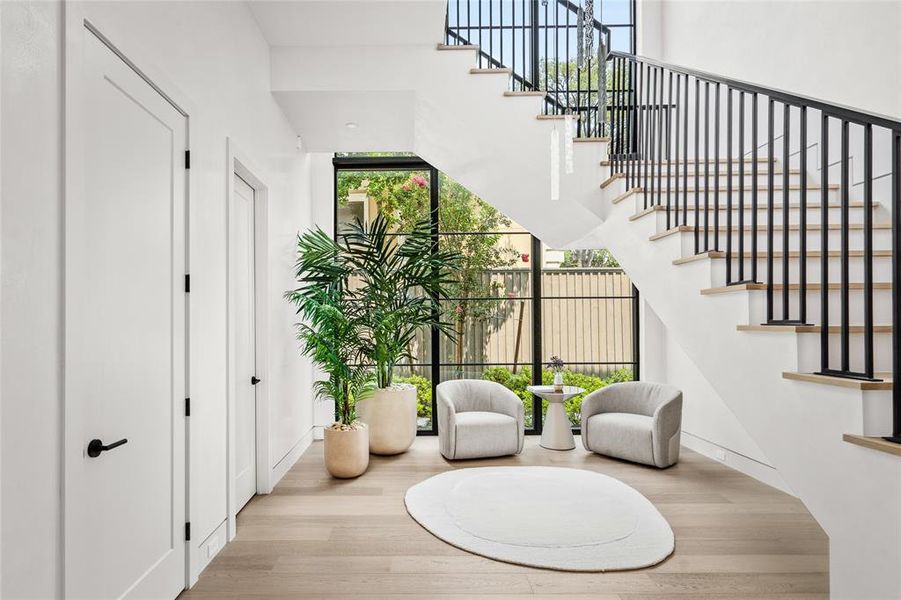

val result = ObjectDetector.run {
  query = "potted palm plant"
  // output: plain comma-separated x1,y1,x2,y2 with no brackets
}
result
286,229,373,478
341,215,459,455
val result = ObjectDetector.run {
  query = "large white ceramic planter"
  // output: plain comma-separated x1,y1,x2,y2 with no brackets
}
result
323,423,369,478
356,385,417,455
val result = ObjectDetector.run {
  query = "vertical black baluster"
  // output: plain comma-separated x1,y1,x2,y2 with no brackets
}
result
467,1,471,48
863,123,873,378
694,78,700,253
704,82,710,251
512,0,516,89
457,0,461,44
657,67,664,210
891,131,900,437
613,57,620,170
522,0,527,91
634,60,643,190
714,83,720,251
674,73,681,227
752,93,759,282
650,67,657,208
480,0,484,67
683,74,689,226
727,88,733,283
840,120,850,372
782,104,790,320
739,93,745,281
565,2,569,111
643,64,650,203
766,99,775,322
666,71,673,230
820,114,830,371
500,0,504,66
490,0,494,64
799,107,808,324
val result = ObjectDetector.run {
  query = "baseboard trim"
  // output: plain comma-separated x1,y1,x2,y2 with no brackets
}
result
268,427,315,490
681,432,794,495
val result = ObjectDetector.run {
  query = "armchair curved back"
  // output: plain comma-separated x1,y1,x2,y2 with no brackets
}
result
582,381,681,418
436,379,523,419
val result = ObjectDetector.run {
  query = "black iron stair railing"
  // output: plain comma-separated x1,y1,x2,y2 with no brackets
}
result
604,52,901,443
445,0,613,138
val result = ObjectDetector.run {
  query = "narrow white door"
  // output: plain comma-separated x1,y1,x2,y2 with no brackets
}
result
234,174,258,511
66,30,186,599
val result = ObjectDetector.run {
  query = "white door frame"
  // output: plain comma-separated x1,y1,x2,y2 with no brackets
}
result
64,12,197,591
226,138,270,541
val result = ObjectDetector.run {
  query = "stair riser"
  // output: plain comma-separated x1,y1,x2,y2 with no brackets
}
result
709,256,894,287
795,332,894,373
638,187,839,205
744,288,894,326
632,171,804,186
677,228,892,256
650,204,875,229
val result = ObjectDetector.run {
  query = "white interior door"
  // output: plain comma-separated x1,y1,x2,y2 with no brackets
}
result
234,174,258,512
65,30,187,599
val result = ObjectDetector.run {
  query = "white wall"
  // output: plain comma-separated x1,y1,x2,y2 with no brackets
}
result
1,1,315,596
641,300,791,492
638,0,901,118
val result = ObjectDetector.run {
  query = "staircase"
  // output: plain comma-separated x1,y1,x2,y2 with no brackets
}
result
433,3,901,598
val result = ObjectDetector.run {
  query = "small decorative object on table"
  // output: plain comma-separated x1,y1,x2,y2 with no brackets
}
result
547,356,565,392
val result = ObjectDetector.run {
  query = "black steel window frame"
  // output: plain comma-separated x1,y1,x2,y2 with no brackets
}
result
333,154,640,435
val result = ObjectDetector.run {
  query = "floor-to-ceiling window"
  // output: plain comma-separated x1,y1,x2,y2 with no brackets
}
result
334,154,638,434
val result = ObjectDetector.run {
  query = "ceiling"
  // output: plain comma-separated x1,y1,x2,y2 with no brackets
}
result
247,0,447,47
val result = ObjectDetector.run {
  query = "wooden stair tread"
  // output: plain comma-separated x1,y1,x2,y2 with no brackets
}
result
436,44,479,51
701,282,892,295
575,137,610,143
783,371,892,391
503,90,546,97
843,434,901,457
673,249,893,265
469,67,512,74
737,324,893,334
537,113,580,120
600,173,625,189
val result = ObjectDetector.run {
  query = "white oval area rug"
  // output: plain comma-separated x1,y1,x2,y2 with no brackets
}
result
404,466,674,571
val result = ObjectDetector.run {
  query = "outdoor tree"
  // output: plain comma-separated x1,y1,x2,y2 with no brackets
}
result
336,170,519,370
560,248,620,268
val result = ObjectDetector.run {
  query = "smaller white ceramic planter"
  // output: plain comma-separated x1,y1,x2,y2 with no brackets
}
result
323,424,369,478
356,385,417,455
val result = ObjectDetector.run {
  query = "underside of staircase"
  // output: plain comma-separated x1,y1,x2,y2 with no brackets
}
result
419,18,901,599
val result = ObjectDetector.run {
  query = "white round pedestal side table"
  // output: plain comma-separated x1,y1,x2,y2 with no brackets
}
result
527,385,585,450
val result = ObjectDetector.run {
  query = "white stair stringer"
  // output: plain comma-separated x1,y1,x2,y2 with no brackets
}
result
271,43,607,248
574,177,901,599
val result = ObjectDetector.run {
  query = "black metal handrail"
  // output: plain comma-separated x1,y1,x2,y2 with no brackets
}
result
604,51,901,443
445,0,613,137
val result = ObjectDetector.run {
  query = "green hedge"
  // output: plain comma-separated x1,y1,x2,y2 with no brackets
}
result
401,367,633,427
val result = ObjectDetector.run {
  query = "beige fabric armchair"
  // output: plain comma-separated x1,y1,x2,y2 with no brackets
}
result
580,381,683,468
437,380,525,460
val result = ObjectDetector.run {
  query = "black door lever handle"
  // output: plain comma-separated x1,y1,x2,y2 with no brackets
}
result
251,376,261,385
87,438,128,458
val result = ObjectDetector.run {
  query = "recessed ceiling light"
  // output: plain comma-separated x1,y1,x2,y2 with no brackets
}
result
345,122,358,129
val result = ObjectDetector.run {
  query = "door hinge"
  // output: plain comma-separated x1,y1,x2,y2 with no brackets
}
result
185,398,191,417
185,522,191,542
184,274,190,293
184,150,191,170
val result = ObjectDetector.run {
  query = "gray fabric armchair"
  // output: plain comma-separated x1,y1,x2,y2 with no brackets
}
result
437,380,525,460
580,381,683,468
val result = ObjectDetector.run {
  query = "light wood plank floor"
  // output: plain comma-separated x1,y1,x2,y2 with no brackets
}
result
180,436,828,599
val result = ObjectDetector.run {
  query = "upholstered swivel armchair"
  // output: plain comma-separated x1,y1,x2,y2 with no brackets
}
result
580,381,683,468
437,380,525,460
